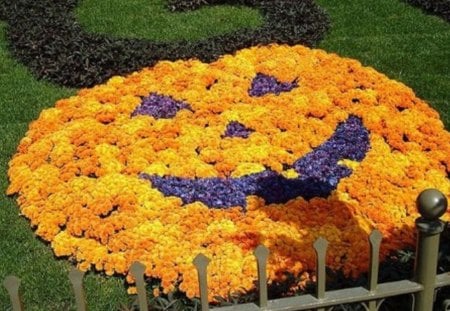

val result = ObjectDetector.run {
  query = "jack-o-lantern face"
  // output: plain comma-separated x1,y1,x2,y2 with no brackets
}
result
7,44,450,299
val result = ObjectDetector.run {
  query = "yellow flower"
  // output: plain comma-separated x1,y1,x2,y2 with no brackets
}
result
281,169,299,179
231,163,265,177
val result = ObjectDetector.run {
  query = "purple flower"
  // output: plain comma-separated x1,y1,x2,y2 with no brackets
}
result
249,73,298,97
223,121,254,138
293,115,370,181
132,93,191,119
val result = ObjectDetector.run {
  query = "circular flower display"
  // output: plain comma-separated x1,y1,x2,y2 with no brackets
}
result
7,44,450,300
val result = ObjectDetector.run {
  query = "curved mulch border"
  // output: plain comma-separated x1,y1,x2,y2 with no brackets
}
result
0,0,329,88
403,0,450,22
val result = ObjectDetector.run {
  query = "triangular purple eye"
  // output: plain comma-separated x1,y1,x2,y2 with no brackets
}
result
249,73,298,97
223,121,254,138
132,93,191,119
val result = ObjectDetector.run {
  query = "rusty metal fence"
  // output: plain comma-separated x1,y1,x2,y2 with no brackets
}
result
3,189,450,311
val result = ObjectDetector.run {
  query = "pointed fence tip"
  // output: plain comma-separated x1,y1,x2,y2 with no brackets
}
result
68,267,85,286
3,275,20,291
369,229,383,244
254,245,270,259
313,237,328,251
3,275,23,311
130,261,146,277
193,253,211,268
69,267,85,278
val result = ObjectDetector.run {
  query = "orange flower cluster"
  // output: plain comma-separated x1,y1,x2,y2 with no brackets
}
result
7,44,450,300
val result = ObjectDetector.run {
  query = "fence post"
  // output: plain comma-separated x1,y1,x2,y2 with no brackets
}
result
414,189,448,311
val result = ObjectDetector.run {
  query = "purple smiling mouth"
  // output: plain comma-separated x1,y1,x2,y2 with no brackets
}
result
140,116,370,209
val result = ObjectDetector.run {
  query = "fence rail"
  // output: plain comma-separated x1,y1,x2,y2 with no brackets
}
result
3,189,450,311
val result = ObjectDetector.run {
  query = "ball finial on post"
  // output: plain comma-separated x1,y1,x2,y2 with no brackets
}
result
417,188,448,220
414,188,448,311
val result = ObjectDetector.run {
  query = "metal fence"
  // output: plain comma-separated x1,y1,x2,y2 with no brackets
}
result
3,189,450,311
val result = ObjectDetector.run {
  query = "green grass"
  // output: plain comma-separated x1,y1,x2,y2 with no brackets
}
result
0,0,449,310
316,0,450,127
75,0,263,42
0,22,74,311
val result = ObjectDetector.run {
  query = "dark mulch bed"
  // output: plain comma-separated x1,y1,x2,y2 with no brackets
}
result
0,0,329,88
403,0,450,22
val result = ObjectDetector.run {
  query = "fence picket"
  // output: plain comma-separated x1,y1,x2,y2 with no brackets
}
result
68,268,86,311
3,275,23,311
130,262,148,311
193,253,211,311
254,245,270,308
313,237,328,311
366,230,382,310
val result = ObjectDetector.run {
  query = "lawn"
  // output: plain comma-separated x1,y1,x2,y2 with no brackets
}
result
0,0,448,310
75,0,263,42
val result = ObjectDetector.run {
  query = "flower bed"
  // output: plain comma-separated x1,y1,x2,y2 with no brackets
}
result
7,44,450,300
